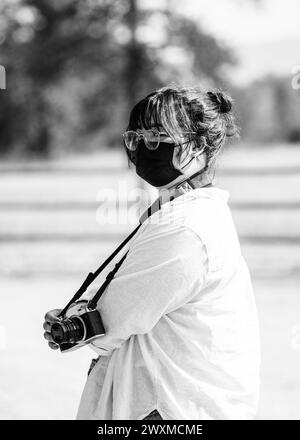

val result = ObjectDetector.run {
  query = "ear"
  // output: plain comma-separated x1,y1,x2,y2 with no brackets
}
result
191,144,205,157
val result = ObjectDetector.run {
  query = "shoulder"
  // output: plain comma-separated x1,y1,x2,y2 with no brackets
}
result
182,194,241,272
126,207,207,273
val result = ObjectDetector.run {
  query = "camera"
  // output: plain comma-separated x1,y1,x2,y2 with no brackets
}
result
50,300,105,352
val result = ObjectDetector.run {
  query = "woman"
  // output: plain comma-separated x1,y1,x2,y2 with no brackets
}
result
43,84,260,420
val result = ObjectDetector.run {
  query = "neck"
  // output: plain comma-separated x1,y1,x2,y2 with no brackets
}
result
139,172,214,223
159,171,214,205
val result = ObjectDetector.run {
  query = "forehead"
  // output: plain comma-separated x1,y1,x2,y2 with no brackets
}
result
149,124,164,130
137,124,165,132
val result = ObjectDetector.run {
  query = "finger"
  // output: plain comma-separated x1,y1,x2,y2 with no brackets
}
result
160,135,173,143
43,331,53,342
44,309,61,322
43,322,51,332
44,309,62,323
48,341,59,350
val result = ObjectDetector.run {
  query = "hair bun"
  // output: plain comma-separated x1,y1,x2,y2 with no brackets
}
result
207,90,232,114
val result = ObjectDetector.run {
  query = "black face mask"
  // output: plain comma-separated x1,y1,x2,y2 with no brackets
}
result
134,140,183,187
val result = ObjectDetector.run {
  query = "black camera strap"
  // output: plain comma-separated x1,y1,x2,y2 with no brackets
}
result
58,170,212,317
87,250,129,310
58,197,162,317
58,223,142,317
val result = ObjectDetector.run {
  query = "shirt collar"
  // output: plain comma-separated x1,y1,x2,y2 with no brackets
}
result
158,185,230,206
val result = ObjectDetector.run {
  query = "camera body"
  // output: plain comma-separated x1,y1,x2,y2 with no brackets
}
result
50,300,105,352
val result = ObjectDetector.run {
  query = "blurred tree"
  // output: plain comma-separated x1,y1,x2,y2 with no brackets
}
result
234,75,300,144
0,0,236,157
0,0,117,156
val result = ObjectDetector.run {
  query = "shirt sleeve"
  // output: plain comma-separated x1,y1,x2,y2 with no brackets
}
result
89,223,208,355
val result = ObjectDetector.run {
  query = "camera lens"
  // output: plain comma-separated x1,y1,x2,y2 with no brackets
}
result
51,317,85,344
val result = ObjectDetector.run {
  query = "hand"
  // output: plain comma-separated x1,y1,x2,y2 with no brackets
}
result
43,309,62,350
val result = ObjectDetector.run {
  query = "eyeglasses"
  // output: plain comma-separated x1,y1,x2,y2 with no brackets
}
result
122,128,196,151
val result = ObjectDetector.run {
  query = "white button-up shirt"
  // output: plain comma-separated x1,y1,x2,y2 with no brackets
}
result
76,187,260,420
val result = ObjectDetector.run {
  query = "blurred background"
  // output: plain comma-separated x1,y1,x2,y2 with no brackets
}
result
0,0,300,420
